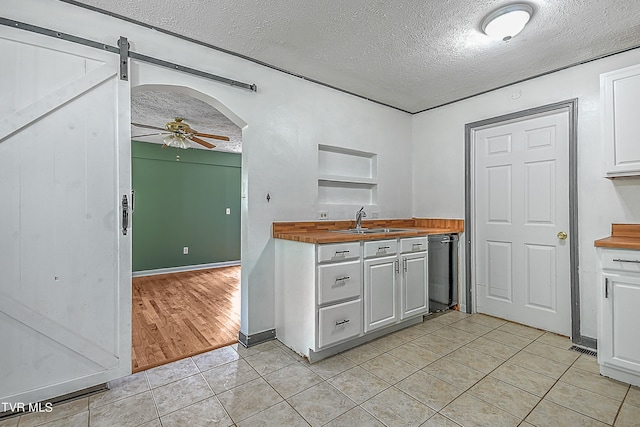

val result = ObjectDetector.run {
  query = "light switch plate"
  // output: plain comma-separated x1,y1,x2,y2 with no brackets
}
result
183,246,189,255
226,208,231,215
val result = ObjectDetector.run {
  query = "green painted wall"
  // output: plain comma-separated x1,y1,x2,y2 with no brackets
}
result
131,141,241,271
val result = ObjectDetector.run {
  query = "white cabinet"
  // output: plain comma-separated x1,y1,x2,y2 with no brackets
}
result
364,238,399,333
597,248,640,386
315,242,363,349
318,299,362,348
276,235,430,361
400,252,428,319
400,237,429,320
275,240,363,360
364,255,398,332
317,260,361,305
363,237,428,332
601,64,640,178
317,241,361,263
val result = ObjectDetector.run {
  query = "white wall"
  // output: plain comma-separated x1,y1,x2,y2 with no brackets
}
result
412,49,640,339
5,0,413,338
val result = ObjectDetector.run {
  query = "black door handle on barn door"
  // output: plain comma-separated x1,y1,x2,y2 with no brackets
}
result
122,194,129,236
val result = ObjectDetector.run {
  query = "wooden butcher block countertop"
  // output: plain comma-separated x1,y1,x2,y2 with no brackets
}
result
273,218,464,244
594,224,640,250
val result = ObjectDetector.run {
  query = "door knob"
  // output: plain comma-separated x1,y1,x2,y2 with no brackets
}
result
557,231,568,240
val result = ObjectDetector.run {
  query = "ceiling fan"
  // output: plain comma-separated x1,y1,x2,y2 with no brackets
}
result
132,117,230,149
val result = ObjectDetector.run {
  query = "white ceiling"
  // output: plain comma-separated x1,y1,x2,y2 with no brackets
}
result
74,0,640,114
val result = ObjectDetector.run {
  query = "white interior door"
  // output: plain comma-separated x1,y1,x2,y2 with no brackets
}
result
0,26,131,404
474,110,571,336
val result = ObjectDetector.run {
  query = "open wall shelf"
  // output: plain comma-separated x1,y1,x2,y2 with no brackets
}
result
318,144,378,207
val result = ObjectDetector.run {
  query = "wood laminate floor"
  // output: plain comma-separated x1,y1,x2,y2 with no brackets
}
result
131,266,241,372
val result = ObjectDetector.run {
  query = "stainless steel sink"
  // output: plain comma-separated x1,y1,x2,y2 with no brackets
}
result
333,228,416,234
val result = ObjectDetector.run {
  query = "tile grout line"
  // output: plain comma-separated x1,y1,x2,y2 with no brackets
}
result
610,381,631,427
431,319,535,424
146,369,162,427
425,316,590,425
475,326,607,425
522,349,624,427
88,313,624,427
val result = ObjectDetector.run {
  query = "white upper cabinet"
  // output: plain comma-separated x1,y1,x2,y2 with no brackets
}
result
601,64,640,178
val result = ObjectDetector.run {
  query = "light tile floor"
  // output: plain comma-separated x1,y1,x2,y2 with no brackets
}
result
4,311,640,426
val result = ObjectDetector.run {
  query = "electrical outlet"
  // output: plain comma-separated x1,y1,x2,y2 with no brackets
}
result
226,208,231,215
183,246,189,255
319,211,328,219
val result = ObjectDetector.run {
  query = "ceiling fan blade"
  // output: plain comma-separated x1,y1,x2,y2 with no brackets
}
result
132,122,167,131
192,131,230,141
191,136,216,149
132,132,169,138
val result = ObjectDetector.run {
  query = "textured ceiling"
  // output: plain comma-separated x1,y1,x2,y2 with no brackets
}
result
73,0,640,113
131,91,242,153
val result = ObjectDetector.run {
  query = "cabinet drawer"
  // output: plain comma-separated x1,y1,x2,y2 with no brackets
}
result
317,242,361,263
318,299,362,348
364,239,398,258
400,236,428,253
601,249,640,273
317,260,362,305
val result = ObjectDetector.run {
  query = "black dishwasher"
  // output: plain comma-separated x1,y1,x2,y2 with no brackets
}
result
428,234,459,312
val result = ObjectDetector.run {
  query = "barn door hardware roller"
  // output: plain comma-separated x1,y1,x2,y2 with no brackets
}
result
118,36,129,81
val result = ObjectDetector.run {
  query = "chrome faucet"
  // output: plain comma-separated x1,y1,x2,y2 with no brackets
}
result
355,206,367,230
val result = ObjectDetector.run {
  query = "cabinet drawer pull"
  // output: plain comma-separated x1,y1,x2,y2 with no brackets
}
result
334,250,350,256
335,319,350,326
378,246,390,251
403,258,408,272
605,277,609,299
334,276,350,283
395,259,400,274
613,258,640,264
412,243,423,248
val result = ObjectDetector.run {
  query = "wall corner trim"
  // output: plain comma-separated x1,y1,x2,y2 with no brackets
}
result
238,329,276,348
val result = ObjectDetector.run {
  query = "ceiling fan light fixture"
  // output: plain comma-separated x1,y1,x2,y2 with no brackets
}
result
482,3,533,41
163,134,191,149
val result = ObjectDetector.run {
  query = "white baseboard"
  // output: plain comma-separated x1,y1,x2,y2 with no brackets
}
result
132,260,241,277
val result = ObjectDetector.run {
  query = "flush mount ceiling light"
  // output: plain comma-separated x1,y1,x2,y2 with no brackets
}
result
482,3,533,41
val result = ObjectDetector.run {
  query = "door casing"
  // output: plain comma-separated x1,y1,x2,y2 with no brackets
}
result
464,99,594,348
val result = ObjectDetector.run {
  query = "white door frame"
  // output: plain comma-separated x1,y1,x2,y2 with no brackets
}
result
464,99,592,348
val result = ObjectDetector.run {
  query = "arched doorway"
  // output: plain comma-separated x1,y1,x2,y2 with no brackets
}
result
129,85,246,371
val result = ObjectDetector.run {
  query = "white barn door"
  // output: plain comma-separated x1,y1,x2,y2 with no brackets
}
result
474,111,571,336
0,26,131,404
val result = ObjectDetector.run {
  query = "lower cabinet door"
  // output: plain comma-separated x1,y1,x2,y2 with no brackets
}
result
318,299,362,349
364,256,398,333
401,251,428,319
600,273,640,374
